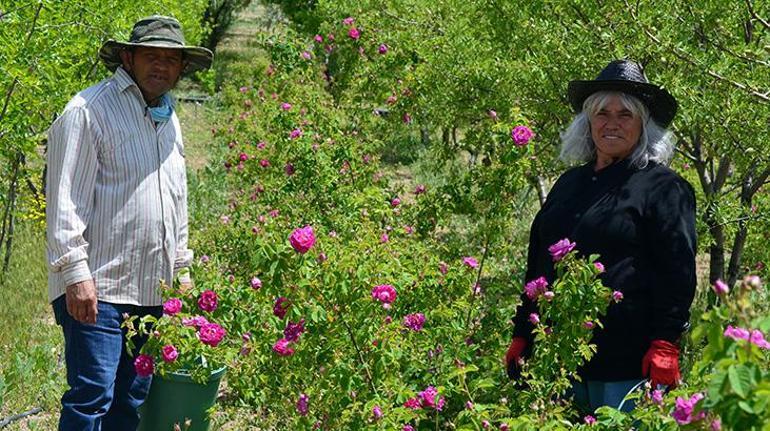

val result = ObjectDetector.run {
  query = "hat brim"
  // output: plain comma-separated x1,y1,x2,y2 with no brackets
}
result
567,80,678,127
99,40,213,76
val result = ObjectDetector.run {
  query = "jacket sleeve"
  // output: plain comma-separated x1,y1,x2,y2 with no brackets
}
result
173,159,193,276
46,106,99,286
645,174,697,342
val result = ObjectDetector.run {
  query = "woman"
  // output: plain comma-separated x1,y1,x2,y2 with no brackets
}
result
505,60,697,413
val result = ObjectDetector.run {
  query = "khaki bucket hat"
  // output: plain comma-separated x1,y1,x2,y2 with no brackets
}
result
99,15,213,75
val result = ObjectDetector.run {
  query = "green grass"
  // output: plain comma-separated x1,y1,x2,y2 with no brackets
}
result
0,222,65,430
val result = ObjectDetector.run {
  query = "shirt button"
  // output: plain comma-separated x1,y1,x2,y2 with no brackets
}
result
591,176,597,181
574,213,581,219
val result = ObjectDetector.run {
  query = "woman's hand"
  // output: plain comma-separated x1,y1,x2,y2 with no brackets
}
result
505,337,529,379
642,339,681,388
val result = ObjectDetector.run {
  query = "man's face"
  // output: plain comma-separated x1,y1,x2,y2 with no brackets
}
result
120,46,185,105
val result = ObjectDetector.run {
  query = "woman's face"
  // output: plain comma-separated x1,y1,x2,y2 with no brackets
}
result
589,94,643,162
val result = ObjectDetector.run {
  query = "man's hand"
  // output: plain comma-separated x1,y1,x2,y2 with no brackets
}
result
66,279,98,324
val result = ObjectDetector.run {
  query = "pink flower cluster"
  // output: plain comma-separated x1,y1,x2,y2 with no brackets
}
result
403,386,446,411
289,225,316,254
510,125,534,146
371,284,397,307
182,315,209,328
524,276,549,300
724,325,770,349
198,322,226,347
198,290,218,312
403,313,425,331
671,392,705,425
548,238,576,262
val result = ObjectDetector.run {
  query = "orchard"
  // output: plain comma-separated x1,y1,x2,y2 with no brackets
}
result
1,0,769,430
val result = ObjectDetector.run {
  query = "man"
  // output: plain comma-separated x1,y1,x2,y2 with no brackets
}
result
46,16,212,430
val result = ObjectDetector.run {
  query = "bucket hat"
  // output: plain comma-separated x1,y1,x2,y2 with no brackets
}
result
567,60,677,127
99,15,213,75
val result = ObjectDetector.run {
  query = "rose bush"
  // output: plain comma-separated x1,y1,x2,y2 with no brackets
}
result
175,5,770,429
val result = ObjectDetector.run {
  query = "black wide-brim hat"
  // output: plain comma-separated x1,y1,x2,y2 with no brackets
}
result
99,15,213,76
567,60,678,127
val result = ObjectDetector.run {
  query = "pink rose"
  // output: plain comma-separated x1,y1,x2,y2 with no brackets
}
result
281,102,292,111
529,313,540,325
612,290,624,302
371,284,397,307
134,354,154,377
672,393,705,425
163,298,182,316
342,17,355,26
510,125,534,146
403,397,421,409
524,276,548,300
594,262,605,273
251,277,262,290
548,238,576,262
197,290,218,312
289,128,303,139
403,313,425,331
378,43,388,54
274,297,290,319
712,279,729,295
462,257,479,269
296,393,309,415
273,338,295,356
314,34,323,43
283,319,306,342
418,386,445,411
348,27,360,40
391,197,401,207
161,344,178,363
182,315,209,328
289,225,316,254
198,322,226,347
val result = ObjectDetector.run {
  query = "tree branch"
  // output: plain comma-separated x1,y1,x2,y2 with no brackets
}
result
745,0,770,31
625,0,770,103
0,407,42,428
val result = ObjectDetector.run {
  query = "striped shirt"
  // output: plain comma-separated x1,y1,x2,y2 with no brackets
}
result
46,67,193,306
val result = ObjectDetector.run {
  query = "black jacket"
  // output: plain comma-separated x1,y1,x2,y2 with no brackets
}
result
512,159,697,381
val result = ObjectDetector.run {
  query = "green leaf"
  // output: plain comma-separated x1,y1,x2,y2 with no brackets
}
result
728,364,753,398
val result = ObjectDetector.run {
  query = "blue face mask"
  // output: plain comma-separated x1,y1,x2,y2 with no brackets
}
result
149,93,174,123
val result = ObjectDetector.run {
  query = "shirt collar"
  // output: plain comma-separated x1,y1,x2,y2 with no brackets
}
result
582,157,636,181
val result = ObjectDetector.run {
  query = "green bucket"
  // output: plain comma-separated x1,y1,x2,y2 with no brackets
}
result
138,367,226,431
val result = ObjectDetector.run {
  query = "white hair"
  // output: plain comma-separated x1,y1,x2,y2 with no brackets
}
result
559,91,676,169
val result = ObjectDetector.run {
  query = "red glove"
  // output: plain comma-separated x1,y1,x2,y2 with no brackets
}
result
505,337,528,379
642,340,681,388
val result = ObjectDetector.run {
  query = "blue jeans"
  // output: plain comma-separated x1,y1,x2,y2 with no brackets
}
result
52,295,162,431
570,379,647,413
